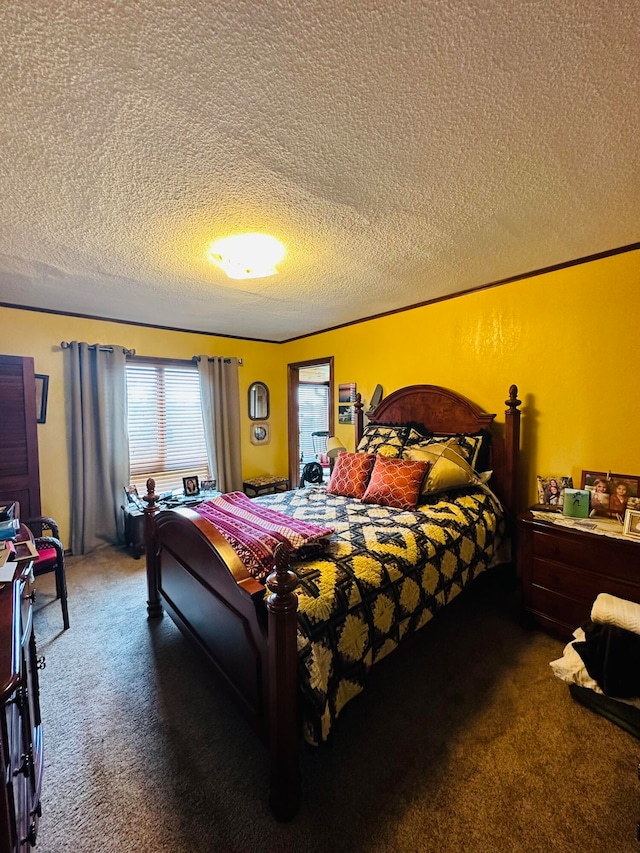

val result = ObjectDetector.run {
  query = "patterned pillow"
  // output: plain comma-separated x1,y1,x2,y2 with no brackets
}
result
362,455,430,510
404,425,432,445
404,443,490,495
326,451,376,500
405,432,484,469
356,424,407,458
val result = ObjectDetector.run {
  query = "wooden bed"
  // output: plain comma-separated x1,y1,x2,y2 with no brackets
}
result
144,383,522,819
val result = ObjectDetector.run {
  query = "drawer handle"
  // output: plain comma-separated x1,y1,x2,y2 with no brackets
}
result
13,751,31,777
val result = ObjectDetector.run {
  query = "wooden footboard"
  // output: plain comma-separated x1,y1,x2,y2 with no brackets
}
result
145,490,300,820
146,501,269,725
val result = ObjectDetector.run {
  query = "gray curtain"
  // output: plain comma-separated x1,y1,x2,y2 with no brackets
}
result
197,356,242,493
65,342,130,554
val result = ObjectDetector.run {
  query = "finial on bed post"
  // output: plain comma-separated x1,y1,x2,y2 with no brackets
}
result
354,392,364,447
504,385,522,518
143,477,163,619
265,544,300,821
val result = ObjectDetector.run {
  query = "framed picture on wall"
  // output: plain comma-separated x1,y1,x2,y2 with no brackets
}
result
250,423,271,445
338,404,354,425
35,374,49,424
338,383,356,404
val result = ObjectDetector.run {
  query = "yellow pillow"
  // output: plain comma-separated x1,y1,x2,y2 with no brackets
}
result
404,441,489,495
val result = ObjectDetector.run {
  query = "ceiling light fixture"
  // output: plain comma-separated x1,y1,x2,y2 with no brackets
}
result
208,233,286,280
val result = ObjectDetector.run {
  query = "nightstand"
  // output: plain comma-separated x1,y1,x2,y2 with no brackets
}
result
518,511,640,640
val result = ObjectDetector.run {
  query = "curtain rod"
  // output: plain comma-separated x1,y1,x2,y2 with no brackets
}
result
192,356,243,366
60,341,136,356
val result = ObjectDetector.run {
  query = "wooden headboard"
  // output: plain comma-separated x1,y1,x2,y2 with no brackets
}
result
354,384,522,519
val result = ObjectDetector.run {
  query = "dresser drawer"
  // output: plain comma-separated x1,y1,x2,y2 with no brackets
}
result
527,585,589,632
531,557,640,608
531,527,640,582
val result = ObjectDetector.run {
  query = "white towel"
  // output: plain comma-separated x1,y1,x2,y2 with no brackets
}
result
590,592,640,636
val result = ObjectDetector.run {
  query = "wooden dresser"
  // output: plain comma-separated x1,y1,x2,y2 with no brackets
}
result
0,563,43,852
518,511,640,640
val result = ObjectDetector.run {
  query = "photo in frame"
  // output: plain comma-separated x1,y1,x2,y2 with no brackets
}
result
35,374,49,424
250,423,271,445
535,475,573,510
581,471,640,518
338,383,356,424
338,382,357,404
338,404,355,425
183,475,200,496
623,508,640,539
124,485,144,510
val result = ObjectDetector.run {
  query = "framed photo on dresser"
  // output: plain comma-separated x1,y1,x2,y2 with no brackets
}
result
581,471,640,517
623,509,640,539
535,475,573,510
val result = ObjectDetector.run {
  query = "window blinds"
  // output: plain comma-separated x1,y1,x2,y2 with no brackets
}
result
126,361,210,495
298,383,329,462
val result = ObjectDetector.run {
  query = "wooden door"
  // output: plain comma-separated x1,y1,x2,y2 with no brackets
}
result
0,355,41,519
287,357,334,489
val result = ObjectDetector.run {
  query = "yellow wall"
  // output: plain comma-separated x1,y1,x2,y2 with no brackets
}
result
281,249,640,510
2,248,638,546
0,308,284,543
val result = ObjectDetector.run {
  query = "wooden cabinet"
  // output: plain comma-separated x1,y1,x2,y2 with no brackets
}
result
518,511,640,640
0,565,43,852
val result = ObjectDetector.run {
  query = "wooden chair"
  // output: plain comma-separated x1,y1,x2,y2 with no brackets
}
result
22,516,69,630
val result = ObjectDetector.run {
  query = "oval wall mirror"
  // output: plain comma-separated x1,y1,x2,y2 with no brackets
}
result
248,381,270,420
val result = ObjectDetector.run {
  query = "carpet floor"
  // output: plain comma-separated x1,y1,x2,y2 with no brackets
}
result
30,547,640,852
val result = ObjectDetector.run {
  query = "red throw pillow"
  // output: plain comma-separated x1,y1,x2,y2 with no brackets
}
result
326,451,376,500
362,455,430,510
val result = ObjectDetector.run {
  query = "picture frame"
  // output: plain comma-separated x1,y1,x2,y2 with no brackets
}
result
124,485,144,510
35,374,49,424
250,423,271,445
623,508,640,539
535,475,573,510
200,479,217,493
183,475,200,496
13,540,39,562
338,383,356,404
338,383,356,424
338,404,354,425
581,470,640,518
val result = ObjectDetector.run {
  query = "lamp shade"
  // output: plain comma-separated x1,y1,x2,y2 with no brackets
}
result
326,436,347,458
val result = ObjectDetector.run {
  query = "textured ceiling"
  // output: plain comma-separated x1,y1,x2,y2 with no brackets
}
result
1,1,638,342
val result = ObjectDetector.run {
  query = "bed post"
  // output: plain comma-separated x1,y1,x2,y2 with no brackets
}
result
504,385,522,518
354,392,364,447
143,478,163,619
265,544,300,821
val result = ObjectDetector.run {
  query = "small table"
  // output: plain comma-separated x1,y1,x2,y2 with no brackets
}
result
243,476,290,498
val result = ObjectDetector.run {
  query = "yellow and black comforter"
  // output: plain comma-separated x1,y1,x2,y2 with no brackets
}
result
255,485,504,745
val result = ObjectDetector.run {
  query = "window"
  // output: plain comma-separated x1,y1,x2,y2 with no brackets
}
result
298,383,330,463
126,360,210,495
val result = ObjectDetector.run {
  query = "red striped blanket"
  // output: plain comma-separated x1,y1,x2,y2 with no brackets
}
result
193,491,334,582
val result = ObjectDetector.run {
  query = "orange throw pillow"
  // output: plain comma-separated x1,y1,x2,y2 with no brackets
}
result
362,455,430,510
326,451,376,500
